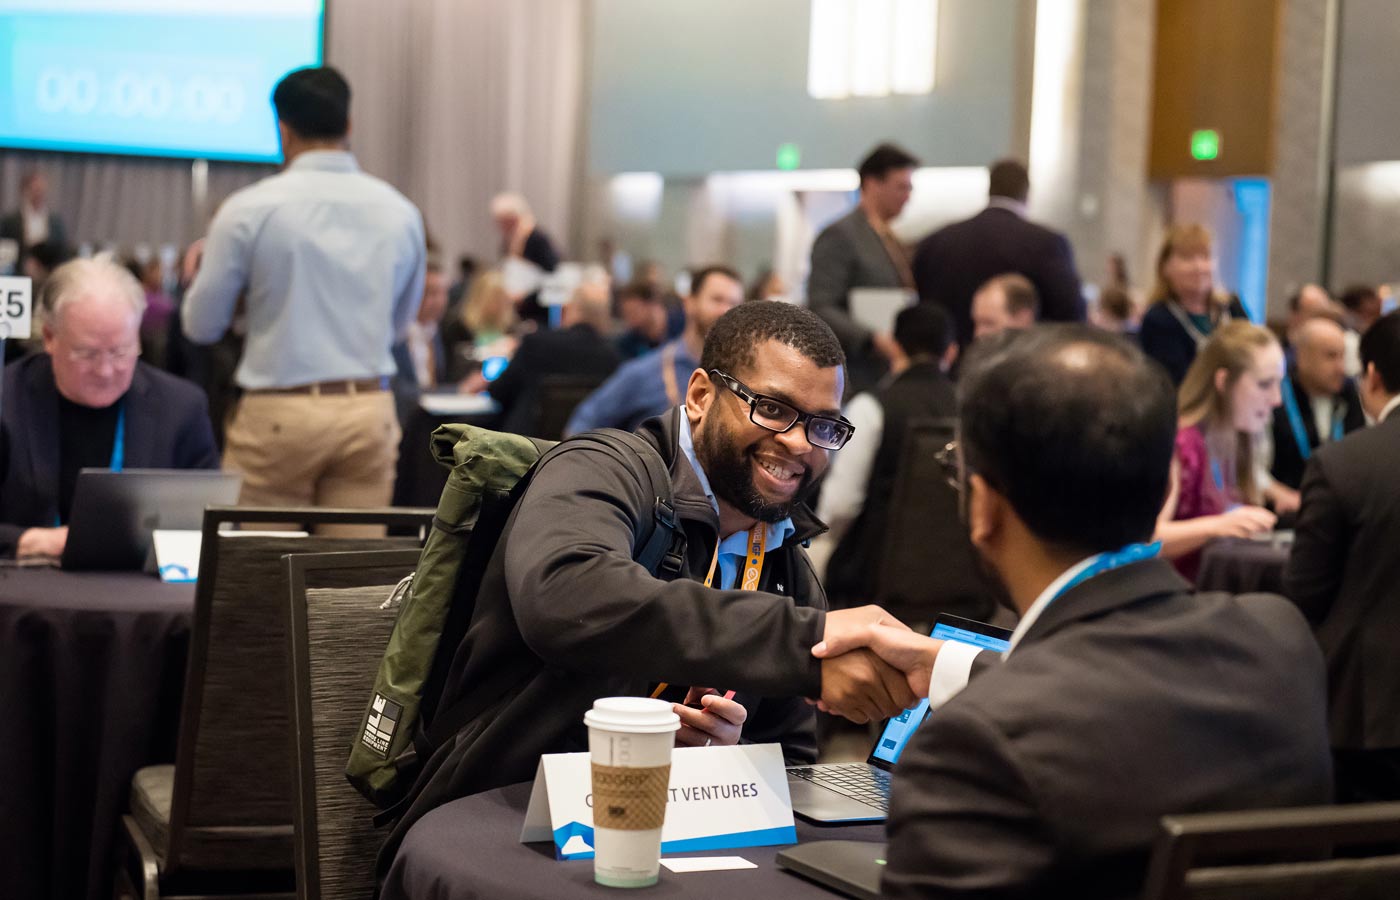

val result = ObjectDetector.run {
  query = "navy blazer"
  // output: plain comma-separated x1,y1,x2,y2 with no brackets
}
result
911,206,1084,347
884,559,1333,900
1268,371,1366,490
0,354,219,555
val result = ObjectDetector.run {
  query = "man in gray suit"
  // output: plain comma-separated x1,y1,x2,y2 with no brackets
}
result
815,326,1333,899
807,143,918,394
1287,310,1400,803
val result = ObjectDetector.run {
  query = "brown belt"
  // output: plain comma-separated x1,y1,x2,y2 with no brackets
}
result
248,377,390,396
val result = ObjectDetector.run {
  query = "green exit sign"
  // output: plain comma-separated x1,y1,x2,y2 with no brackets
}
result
776,143,801,171
1191,129,1220,161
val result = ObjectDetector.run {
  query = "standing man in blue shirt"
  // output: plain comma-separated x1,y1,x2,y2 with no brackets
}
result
183,66,426,515
566,264,742,435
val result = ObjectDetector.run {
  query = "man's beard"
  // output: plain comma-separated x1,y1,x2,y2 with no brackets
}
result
696,413,814,523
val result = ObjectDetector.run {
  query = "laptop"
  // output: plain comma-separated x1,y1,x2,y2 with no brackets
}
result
776,840,888,900
786,613,1013,824
61,469,243,571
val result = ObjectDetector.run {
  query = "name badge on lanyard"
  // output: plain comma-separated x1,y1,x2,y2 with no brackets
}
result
1281,382,1342,462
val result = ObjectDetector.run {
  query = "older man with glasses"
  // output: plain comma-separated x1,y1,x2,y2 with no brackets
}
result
0,258,218,559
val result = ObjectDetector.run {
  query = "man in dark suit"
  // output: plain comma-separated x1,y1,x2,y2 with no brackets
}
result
807,143,919,395
1287,311,1400,803
815,326,1332,899
487,278,621,437
912,159,1084,348
1,259,219,559
0,170,68,272
1269,315,1366,492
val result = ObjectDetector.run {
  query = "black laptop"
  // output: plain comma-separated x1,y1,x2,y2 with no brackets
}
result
786,614,1013,824
61,469,242,571
777,840,888,900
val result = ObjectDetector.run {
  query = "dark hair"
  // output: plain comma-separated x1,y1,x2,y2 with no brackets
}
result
988,158,1030,202
689,264,742,298
894,303,952,358
457,255,478,277
272,66,350,139
1360,311,1400,394
617,280,659,304
1098,285,1134,322
1339,283,1380,313
984,272,1039,318
958,326,1176,556
857,143,919,184
701,302,845,378
26,240,72,273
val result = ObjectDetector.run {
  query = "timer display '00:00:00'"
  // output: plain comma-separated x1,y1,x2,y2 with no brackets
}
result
33,68,246,125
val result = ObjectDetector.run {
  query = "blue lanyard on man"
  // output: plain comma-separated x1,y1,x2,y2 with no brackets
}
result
110,403,126,472
1051,541,1162,603
1281,381,1342,462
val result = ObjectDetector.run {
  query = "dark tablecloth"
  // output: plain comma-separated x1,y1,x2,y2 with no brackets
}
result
383,782,886,900
1196,538,1291,596
0,567,195,900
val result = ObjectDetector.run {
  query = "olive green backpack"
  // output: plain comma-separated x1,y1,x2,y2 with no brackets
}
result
346,423,684,809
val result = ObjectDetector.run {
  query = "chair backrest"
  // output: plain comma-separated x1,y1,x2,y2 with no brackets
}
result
873,418,1004,624
164,507,431,874
530,374,608,441
1141,802,1400,900
286,549,422,900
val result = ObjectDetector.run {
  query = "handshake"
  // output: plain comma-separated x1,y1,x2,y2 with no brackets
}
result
810,606,946,723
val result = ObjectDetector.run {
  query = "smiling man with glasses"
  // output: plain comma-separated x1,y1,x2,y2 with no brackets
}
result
383,302,918,864
0,258,219,559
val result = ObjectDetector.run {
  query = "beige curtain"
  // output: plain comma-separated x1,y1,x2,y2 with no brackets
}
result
0,0,585,266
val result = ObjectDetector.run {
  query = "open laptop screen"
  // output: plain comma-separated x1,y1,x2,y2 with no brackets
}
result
868,616,1012,766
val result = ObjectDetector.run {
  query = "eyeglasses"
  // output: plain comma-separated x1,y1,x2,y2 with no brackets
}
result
708,369,855,450
65,345,142,367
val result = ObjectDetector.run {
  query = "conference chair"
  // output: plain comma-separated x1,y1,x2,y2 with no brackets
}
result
1141,802,1400,900
284,549,423,900
115,507,432,900
518,374,606,441
873,418,1007,626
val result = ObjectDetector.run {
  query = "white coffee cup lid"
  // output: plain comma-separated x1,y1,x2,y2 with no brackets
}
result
584,697,681,734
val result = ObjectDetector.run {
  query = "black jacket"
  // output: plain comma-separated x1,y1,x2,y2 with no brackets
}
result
884,559,1333,900
911,206,1084,347
1286,413,1400,749
0,354,220,555
1139,296,1249,386
488,323,621,436
383,408,829,867
1268,371,1366,490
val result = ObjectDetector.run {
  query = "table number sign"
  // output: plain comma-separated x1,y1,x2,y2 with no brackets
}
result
0,276,33,340
520,743,797,860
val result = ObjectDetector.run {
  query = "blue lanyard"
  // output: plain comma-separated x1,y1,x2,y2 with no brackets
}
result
110,403,126,472
1051,542,1162,603
1281,381,1342,462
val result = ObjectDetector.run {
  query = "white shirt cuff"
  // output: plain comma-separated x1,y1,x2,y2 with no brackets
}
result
927,641,983,710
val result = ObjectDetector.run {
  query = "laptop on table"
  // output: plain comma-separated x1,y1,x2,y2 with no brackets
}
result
61,468,242,571
785,613,1012,824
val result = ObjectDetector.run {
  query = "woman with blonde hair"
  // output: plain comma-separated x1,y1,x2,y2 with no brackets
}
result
1156,320,1283,578
1139,224,1250,384
441,268,517,379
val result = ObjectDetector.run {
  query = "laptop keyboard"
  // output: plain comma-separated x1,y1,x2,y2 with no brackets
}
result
788,764,891,811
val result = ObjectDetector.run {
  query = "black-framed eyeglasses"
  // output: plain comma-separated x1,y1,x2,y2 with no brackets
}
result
708,369,855,451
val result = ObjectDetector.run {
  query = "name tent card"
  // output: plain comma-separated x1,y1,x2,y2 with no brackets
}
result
521,743,797,860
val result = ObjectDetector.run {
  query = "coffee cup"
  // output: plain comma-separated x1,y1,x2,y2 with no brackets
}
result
584,697,681,887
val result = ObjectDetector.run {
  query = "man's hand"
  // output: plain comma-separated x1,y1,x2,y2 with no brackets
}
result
814,624,943,701
818,649,918,723
673,687,746,748
17,526,67,560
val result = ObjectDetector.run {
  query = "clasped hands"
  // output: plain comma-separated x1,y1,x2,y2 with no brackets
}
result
810,606,945,723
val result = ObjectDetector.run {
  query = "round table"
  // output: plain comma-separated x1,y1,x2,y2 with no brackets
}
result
383,782,886,900
0,567,195,900
1196,537,1292,596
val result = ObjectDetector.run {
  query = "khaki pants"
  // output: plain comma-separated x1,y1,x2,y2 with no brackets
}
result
223,390,401,534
